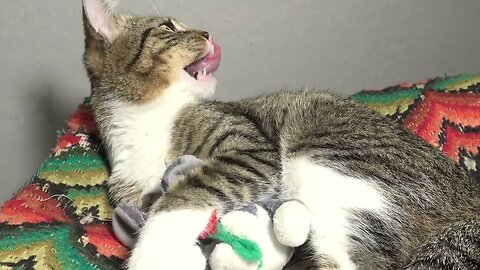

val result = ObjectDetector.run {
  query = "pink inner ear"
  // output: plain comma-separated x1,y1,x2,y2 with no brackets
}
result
83,0,116,42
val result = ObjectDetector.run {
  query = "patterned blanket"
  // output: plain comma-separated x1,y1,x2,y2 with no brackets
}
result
1,74,480,269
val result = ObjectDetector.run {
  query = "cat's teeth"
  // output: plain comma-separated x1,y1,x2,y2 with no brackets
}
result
208,43,215,55
202,68,206,76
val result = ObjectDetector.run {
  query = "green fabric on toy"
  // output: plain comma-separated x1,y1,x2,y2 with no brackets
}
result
208,199,311,270
199,210,264,268
112,155,311,270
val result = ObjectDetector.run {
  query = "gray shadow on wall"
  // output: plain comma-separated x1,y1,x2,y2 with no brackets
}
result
0,77,88,202
26,80,78,150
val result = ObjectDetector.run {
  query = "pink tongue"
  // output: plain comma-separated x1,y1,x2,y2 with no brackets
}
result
185,41,221,79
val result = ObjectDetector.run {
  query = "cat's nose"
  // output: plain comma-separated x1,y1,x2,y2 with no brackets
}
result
201,31,210,40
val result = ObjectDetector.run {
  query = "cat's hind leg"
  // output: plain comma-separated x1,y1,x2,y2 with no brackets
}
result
281,157,393,270
405,215,480,270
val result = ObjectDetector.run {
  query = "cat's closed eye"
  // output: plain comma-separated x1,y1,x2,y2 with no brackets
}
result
159,19,177,32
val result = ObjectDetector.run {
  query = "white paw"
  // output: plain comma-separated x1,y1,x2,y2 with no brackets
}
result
273,200,311,247
127,209,211,270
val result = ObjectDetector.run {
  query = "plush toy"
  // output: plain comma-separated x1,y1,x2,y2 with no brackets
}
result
112,155,311,270
208,199,311,270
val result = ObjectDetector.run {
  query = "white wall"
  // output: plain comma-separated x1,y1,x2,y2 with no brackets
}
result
1,0,480,201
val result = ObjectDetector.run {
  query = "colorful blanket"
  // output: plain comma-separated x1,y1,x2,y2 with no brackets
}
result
1,74,480,269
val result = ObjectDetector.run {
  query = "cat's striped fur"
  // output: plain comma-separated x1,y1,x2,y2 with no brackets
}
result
83,1,480,269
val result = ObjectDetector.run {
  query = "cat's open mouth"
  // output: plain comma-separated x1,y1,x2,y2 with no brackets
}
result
184,40,221,80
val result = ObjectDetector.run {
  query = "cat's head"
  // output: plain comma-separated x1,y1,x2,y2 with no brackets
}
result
82,0,220,104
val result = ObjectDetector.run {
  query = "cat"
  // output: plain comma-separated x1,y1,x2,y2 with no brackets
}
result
82,0,480,269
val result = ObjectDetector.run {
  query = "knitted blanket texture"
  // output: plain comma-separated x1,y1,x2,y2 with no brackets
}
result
1,74,480,269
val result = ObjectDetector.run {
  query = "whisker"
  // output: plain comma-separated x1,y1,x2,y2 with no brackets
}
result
149,0,161,16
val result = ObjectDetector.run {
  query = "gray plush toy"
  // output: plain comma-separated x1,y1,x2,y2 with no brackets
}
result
112,155,311,270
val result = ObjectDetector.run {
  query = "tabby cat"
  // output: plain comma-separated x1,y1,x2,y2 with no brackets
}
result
82,0,480,269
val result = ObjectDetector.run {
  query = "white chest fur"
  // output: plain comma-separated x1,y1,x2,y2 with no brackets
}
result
104,84,196,196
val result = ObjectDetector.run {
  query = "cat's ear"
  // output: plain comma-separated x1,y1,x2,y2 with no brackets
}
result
82,0,121,43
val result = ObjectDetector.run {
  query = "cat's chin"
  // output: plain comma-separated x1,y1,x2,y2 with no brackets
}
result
179,70,217,100
178,39,220,100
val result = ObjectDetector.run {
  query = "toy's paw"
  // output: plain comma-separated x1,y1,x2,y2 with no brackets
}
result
129,243,205,270
209,243,258,270
127,209,210,270
112,203,147,248
273,200,311,247
209,205,293,270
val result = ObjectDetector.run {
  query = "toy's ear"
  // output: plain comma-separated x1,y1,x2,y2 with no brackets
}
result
112,204,147,248
162,155,202,190
82,0,121,43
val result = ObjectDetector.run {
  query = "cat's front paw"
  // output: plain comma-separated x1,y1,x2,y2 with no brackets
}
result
127,209,212,270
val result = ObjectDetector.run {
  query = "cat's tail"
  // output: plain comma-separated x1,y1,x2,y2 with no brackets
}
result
405,214,480,270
